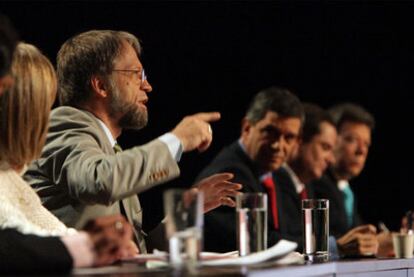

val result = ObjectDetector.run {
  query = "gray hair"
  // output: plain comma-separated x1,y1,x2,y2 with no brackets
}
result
245,86,304,124
57,30,141,106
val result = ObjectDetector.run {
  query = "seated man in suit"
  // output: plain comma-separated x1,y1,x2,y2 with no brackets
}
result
277,103,378,256
24,30,241,253
196,87,304,252
313,103,390,256
313,103,374,236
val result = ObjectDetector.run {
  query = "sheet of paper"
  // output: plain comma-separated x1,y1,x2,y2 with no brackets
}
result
200,239,297,266
123,240,298,268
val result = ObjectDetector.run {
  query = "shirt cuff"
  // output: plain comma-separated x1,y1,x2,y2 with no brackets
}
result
60,231,95,268
158,133,183,162
328,235,339,260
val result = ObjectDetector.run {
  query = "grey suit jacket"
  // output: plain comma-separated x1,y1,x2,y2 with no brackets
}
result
24,106,180,252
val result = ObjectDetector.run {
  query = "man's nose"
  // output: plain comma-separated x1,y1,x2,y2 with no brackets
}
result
271,135,286,149
141,79,152,93
355,141,367,156
327,151,336,165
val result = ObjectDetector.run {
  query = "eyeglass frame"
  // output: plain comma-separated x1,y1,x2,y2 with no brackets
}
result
112,68,147,83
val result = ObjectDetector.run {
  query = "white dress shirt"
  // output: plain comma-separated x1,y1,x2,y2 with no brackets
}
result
282,164,306,194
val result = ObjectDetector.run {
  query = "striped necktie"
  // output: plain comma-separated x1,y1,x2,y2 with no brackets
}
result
113,143,122,153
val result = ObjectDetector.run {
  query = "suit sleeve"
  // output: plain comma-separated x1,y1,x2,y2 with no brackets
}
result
26,110,180,206
199,165,282,252
0,228,73,274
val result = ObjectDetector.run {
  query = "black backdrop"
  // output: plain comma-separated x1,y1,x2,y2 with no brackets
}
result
2,1,413,230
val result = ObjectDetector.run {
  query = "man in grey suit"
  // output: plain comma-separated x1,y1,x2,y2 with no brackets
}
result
24,30,240,253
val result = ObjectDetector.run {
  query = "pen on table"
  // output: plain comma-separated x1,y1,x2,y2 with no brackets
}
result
378,221,390,233
406,210,414,234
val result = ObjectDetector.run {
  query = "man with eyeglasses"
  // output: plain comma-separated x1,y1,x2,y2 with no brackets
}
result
1,18,141,273
24,30,241,253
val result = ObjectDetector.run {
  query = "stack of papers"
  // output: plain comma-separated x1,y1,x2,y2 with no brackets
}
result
124,239,300,268
201,240,299,266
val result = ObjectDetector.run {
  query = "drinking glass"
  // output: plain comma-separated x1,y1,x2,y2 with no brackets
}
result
164,189,204,267
236,192,268,256
302,199,329,262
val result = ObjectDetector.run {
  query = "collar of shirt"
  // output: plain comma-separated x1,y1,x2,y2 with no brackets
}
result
337,179,350,191
260,172,273,183
238,138,246,153
95,117,116,148
93,114,182,161
282,163,306,194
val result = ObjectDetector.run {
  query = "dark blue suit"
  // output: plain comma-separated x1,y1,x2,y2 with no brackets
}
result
273,166,315,251
312,170,362,238
195,141,283,252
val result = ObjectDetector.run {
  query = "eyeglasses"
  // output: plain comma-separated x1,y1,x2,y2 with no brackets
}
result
112,69,147,83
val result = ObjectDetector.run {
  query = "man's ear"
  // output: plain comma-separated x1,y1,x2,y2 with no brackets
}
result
90,75,109,98
241,117,252,135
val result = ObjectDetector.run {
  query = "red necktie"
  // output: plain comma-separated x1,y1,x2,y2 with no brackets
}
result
262,175,279,230
299,188,308,200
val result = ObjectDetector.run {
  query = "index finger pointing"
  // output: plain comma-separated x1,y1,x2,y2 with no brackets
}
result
193,112,221,122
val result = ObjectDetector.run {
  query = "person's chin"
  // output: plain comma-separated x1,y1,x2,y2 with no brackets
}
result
349,168,363,178
349,164,364,176
313,170,323,180
269,161,283,171
119,110,148,130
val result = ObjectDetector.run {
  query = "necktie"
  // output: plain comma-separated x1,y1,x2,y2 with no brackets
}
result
113,143,123,153
299,188,308,200
262,175,279,230
342,185,354,228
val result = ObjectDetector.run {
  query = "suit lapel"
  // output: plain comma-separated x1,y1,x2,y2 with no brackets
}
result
275,167,301,209
230,142,265,193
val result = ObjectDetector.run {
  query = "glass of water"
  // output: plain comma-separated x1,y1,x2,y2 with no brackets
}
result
236,193,268,256
302,199,329,262
164,189,204,267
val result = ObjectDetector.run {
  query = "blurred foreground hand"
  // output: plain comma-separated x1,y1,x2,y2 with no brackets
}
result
336,225,379,257
83,214,135,266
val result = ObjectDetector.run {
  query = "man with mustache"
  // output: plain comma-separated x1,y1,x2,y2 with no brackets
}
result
24,30,241,253
195,87,304,252
0,16,138,273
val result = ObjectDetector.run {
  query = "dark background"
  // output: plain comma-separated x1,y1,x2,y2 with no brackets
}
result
1,1,413,231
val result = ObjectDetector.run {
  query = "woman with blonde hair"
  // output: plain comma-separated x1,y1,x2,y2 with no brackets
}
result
0,43,71,236
0,42,134,269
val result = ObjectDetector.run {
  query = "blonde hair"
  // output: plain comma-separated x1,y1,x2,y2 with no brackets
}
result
0,43,56,168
